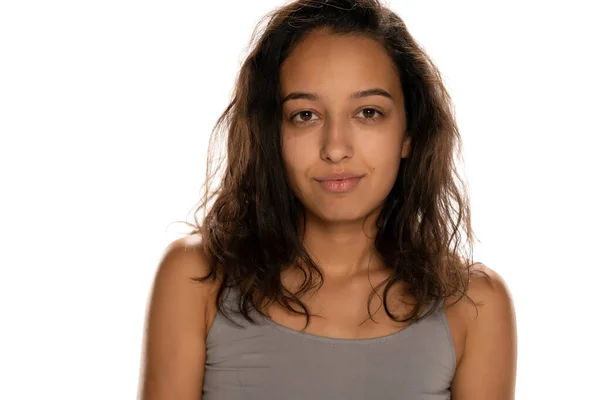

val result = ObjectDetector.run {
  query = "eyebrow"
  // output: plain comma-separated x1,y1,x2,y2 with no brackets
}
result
281,88,393,104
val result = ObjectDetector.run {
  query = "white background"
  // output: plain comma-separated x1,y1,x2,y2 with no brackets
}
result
1,1,598,398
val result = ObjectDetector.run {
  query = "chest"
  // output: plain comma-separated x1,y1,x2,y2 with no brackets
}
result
204,341,453,400
259,280,467,370
204,291,457,400
263,282,415,340
206,277,467,367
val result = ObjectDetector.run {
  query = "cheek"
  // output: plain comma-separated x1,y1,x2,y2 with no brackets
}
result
370,156,401,191
281,135,310,187
363,134,402,172
281,136,296,173
363,139,403,197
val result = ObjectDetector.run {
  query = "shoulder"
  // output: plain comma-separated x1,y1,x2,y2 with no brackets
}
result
161,235,211,273
156,235,222,326
138,235,219,399
449,263,518,399
463,263,515,324
445,263,514,321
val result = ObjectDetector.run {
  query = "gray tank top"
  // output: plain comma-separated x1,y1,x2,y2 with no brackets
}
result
203,286,456,399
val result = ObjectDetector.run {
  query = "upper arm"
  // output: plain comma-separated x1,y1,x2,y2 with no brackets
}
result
138,237,218,400
450,265,518,400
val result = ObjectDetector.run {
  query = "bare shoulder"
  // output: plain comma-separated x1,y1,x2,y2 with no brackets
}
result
160,235,215,283
449,263,518,399
138,236,220,400
461,264,516,328
445,263,514,319
151,236,220,328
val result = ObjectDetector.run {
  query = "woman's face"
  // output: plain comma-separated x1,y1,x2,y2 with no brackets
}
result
280,30,410,223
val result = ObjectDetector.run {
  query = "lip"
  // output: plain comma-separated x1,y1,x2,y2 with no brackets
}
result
313,172,365,193
314,172,365,182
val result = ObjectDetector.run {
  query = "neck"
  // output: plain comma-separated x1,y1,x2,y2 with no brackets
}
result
297,210,386,279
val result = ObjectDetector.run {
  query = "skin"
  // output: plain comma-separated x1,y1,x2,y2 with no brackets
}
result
280,29,410,278
139,29,517,400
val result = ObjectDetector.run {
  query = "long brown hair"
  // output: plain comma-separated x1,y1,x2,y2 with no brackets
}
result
183,0,488,329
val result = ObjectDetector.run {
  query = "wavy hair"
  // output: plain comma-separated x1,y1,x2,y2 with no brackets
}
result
183,0,488,329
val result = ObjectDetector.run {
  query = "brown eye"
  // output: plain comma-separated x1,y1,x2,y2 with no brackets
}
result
358,108,383,120
291,111,318,124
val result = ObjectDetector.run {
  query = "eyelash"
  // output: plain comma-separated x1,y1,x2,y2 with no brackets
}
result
289,108,384,125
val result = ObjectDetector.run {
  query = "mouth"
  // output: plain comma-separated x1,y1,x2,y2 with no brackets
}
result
314,172,365,182
314,175,364,193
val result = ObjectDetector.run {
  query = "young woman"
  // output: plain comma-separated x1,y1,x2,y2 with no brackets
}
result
139,1,517,399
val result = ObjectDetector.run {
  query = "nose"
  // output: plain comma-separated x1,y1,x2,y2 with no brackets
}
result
320,116,354,163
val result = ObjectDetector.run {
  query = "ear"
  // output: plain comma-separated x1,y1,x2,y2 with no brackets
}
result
401,136,411,159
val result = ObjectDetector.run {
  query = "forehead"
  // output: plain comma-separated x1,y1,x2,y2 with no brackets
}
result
280,30,401,95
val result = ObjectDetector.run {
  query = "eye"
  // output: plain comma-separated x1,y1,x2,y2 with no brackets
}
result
289,108,384,125
290,110,319,125
356,108,384,121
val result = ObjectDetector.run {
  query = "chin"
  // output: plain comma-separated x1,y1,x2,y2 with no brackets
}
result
310,205,373,224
